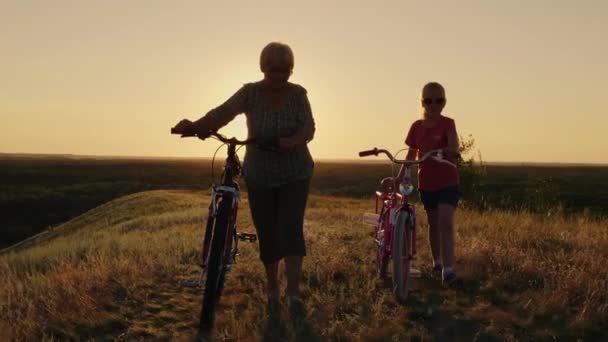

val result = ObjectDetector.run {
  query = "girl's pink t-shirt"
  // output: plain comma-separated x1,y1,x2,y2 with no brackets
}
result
405,115,459,191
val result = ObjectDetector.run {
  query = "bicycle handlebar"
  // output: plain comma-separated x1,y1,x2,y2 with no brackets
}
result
171,128,282,152
358,147,457,167
358,148,378,157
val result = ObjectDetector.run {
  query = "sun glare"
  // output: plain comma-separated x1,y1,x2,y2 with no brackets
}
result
221,114,248,141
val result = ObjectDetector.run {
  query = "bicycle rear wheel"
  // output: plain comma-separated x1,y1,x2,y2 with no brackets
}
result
200,195,232,331
392,210,412,303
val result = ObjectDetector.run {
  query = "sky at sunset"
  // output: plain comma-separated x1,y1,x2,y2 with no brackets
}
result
2,0,607,163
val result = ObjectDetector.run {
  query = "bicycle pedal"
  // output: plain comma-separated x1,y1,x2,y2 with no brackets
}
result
237,232,257,242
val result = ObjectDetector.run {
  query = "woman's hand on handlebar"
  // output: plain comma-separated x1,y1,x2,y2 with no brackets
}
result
172,118,213,139
172,119,195,136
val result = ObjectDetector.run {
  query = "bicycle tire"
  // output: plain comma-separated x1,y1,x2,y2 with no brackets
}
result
377,220,389,277
392,210,412,303
200,195,232,331
200,211,215,267
215,231,235,302
378,248,389,278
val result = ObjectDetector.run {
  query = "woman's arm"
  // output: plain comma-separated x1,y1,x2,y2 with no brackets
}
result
295,92,315,143
280,87,316,149
192,84,250,135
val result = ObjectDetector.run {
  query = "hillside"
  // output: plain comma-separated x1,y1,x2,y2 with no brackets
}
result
1,191,607,340
3,155,608,250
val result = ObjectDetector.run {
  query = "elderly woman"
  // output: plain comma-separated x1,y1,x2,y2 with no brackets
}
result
172,42,315,316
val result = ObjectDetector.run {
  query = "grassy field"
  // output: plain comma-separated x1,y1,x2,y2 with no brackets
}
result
1,190,607,340
2,154,608,249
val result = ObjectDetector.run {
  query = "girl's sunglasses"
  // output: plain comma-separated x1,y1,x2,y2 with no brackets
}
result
423,98,446,105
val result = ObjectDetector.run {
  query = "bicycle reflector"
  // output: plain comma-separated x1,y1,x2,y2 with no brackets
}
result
399,182,414,196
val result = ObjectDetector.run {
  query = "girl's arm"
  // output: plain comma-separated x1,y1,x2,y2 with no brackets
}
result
405,148,417,161
396,123,418,181
396,149,417,182
444,119,460,163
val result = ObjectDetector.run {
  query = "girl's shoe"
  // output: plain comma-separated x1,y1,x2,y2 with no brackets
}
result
431,264,443,278
442,270,457,286
287,295,306,321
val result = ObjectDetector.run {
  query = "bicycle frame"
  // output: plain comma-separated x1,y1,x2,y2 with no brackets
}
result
360,147,451,291
172,128,266,330
374,182,417,268
199,142,242,282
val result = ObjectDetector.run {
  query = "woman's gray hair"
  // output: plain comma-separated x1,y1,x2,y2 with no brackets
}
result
260,42,294,72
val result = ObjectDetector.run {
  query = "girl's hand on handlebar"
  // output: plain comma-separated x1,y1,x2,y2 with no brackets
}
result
442,148,461,160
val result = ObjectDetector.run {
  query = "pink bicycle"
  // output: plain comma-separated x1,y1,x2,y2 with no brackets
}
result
359,147,451,302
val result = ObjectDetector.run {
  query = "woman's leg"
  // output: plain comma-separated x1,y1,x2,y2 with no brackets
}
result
284,256,303,297
247,187,281,295
264,261,280,294
277,179,310,299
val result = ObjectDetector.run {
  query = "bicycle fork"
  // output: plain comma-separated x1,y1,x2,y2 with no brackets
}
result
195,192,258,286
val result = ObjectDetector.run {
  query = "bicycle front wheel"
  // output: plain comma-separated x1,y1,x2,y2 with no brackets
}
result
392,210,412,303
200,195,232,331
377,224,389,278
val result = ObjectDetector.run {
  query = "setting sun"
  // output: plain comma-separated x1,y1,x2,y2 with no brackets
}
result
2,1,607,163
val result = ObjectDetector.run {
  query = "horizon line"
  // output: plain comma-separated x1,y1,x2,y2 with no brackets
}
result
1,152,608,167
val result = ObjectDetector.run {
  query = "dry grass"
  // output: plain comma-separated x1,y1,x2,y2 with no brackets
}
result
1,190,607,341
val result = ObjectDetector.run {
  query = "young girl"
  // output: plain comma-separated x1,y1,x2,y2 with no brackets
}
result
403,82,460,285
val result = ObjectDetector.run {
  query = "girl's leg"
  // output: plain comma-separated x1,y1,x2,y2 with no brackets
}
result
426,209,441,267
437,203,456,270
